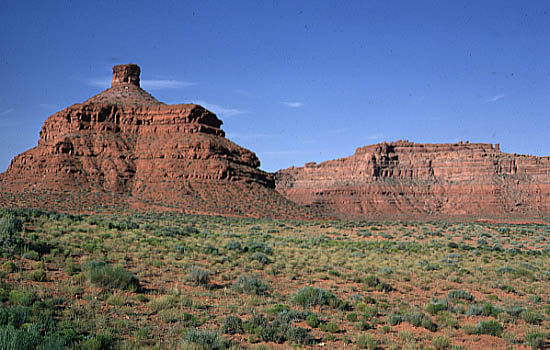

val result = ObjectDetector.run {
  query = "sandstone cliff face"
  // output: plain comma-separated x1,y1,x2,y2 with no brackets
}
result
0,64,307,217
276,140,550,219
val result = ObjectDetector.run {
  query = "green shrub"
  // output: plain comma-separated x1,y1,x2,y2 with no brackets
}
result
30,269,47,282
85,261,140,291
320,321,339,333
244,313,314,345
364,275,379,287
246,242,273,255
6,306,30,328
225,241,242,251
80,334,115,350
136,294,149,303
447,290,474,301
503,305,524,317
481,302,500,317
356,320,371,331
420,315,437,332
0,325,65,350
158,308,180,323
346,312,358,322
135,327,149,341
525,333,546,350
356,334,377,350
243,314,268,333
2,262,15,273
388,313,404,326
425,300,448,315
266,304,290,317
461,323,477,335
375,282,393,292
521,310,543,325
232,274,270,295
466,304,482,316
293,286,341,309
182,328,228,350
250,252,272,265
106,293,126,307
187,267,211,287
8,290,36,306
0,212,22,253
148,295,177,313
476,320,503,337
22,250,39,261
403,310,437,331
305,314,320,328
432,335,451,350
360,305,378,319
221,316,243,335
285,324,314,344
0,309,7,325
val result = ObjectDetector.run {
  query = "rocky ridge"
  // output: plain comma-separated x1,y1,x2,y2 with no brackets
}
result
0,64,309,217
276,140,550,220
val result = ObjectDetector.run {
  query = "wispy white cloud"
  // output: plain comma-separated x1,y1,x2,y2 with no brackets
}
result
367,132,384,140
0,108,14,116
87,78,195,90
142,80,196,90
487,94,505,103
88,78,110,88
282,101,304,108
193,100,245,117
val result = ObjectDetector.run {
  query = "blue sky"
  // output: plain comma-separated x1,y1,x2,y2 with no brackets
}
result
1,1,549,172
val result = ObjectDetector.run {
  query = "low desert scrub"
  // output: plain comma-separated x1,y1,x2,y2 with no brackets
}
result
232,274,270,295
84,260,140,291
187,267,211,286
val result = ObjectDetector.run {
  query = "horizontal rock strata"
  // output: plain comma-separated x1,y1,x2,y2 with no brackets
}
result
276,140,550,219
0,64,309,218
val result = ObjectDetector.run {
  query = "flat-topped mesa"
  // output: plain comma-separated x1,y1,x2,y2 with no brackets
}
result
355,140,500,156
276,141,550,219
0,63,309,218
111,63,141,87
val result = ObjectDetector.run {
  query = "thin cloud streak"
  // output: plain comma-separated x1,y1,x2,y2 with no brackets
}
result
282,101,304,108
487,94,505,102
142,80,196,90
0,108,14,116
193,100,245,117
87,78,110,88
87,78,195,90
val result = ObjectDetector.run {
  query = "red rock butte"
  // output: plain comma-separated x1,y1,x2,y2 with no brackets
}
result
276,140,550,220
0,64,310,217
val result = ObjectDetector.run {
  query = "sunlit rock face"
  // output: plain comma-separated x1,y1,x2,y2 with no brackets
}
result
0,64,306,218
276,140,550,219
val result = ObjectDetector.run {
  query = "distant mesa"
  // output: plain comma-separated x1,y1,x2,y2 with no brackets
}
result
276,140,550,220
0,63,308,218
2,63,549,221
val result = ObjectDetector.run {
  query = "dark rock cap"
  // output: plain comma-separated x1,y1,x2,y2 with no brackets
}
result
111,63,140,87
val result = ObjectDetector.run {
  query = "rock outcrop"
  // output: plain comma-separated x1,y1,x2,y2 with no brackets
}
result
276,140,550,220
0,64,309,217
